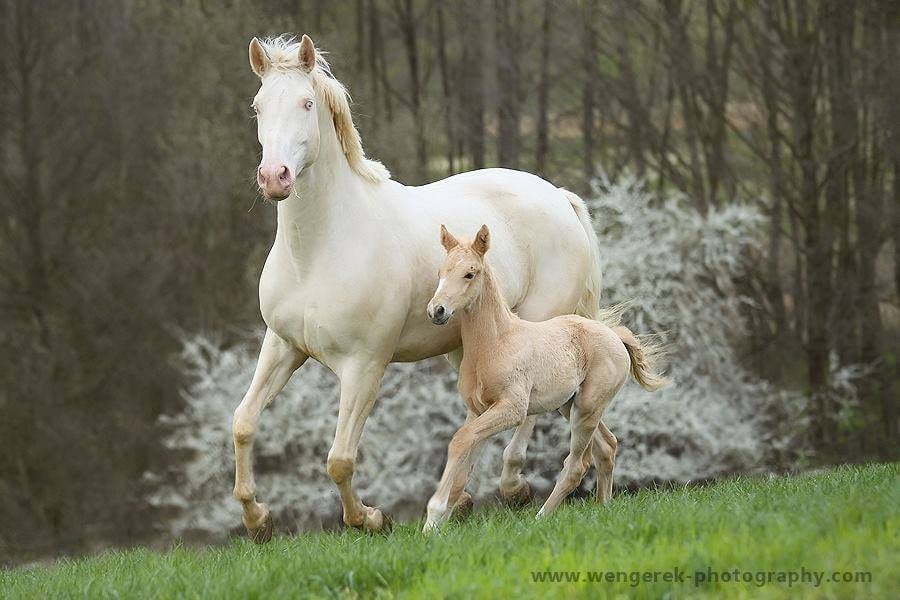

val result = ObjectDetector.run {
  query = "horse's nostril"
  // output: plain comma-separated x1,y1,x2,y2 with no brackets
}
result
277,166,290,182
435,306,445,318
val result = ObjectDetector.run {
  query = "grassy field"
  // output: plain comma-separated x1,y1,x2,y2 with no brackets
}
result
3,463,897,599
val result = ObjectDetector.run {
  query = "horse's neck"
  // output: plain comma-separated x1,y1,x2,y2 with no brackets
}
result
275,125,375,265
460,264,517,353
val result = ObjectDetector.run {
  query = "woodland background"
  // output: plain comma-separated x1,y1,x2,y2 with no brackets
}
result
0,0,897,565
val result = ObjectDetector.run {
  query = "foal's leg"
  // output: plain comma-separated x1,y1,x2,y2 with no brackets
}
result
451,347,534,508
446,410,484,517
499,416,536,506
594,420,618,502
537,400,601,517
327,358,390,532
424,401,525,532
559,402,618,504
445,349,476,515
233,328,306,543
559,403,617,503
497,297,575,507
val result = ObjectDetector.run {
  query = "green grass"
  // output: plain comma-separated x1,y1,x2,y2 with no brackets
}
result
3,464,897,599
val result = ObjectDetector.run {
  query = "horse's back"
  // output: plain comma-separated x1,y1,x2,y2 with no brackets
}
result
416,168,569,214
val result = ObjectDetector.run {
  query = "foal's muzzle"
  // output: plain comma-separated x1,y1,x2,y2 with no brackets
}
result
428,304,451,325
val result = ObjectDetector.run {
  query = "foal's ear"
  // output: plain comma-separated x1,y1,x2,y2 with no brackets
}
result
249,38,270,77
298,34,317,73
472,224,490,256
440,224,459,252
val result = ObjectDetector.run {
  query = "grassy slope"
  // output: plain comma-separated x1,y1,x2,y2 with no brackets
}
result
3,464,897,599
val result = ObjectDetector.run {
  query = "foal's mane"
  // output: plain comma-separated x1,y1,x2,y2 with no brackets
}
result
260,35,390,184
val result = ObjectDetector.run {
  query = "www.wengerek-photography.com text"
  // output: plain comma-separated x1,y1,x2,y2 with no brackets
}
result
530,567,873,588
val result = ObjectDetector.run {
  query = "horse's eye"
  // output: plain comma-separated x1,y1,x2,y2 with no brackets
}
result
304,99,314,111
464,272,475,280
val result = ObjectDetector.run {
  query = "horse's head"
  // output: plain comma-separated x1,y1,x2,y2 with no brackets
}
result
249,35,322,200
427,224,491,325
248,34,389,201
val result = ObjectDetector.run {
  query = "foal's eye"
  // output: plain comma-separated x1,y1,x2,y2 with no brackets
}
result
304,99,314,111
464,272,475,280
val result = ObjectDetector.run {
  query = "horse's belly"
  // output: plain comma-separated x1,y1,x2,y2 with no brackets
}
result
391,318,460,362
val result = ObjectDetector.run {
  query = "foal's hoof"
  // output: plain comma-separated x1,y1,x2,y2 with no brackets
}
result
501,481,532,508
244,511,274,544
359,507,393,534
452,492,475,521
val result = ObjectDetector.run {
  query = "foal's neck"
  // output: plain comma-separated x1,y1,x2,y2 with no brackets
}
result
460,263,517,351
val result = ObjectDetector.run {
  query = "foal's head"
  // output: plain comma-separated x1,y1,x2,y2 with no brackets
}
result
427,225,491,325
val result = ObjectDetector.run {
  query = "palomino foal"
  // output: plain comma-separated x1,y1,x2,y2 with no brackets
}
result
423,225,667,532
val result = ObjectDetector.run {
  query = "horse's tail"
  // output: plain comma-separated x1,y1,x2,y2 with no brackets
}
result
612,325,669,392
561,189,605,321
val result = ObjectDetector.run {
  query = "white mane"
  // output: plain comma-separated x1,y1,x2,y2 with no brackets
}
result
260,36,390,184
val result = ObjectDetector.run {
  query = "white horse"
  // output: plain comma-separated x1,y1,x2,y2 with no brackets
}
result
233,34,605,541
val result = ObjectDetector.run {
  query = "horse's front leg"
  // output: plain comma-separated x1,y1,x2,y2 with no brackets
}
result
233,328,307,543
327,358,390,532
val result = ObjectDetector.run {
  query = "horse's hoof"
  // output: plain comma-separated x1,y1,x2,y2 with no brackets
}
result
501,481,532,508
452,492,474,521
245,511,274,544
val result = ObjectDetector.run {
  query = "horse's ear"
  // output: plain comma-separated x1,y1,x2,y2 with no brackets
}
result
298,34,317,73
440,224,459,252
472,224,490,256
249,37,269,77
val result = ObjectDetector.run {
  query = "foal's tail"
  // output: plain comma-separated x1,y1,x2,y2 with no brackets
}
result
561,189,604,321
612,325,669,392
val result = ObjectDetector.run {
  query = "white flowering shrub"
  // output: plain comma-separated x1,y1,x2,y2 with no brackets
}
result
585,179,809,485
148,179,823,539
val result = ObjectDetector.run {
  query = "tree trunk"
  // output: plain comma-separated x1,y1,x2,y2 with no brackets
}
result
495,0,521,168
702,0,737,207
581,0,598,190
823,0,859,365
393,0,427,182
534,0,551,177
789,0,832,447
436,2,455,175
458,0,485,168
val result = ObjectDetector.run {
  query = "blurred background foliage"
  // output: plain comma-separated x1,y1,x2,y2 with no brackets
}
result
0,0,897,564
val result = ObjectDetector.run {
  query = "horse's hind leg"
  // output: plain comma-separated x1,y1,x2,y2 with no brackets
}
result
233,328,306,543
537,399,599,517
